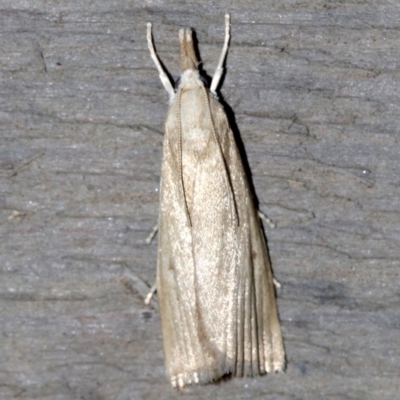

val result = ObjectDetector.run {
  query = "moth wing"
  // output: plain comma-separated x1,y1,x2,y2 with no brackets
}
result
157,94,285,387
206,97,286,376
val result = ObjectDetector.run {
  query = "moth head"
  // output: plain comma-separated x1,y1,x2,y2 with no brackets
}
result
177,28,210,90
179,28,198,72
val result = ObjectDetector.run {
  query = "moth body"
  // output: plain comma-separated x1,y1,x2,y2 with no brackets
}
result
147,15,285,388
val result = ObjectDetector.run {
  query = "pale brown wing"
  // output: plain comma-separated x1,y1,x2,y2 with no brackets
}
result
209,97,286,375
157,93,284,387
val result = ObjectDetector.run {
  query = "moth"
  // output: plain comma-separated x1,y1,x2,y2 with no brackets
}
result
146,14,285,388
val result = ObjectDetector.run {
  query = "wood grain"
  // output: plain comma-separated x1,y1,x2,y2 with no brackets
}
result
1,2,399,399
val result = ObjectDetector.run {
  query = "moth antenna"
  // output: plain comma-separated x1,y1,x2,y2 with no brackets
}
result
147,22,175,99
210,14,230,95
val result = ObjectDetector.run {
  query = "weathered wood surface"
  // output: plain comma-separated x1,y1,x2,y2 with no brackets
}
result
1,1,399,399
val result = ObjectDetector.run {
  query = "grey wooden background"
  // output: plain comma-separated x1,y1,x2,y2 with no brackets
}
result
1,1,399,399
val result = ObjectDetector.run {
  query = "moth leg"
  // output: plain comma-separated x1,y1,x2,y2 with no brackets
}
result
258,210,281,290
273,278,281,289
146,22,175,99
144,284,157,305
258,211,280,288
258,209,276,229
210,14,230,96
145,223,158,244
